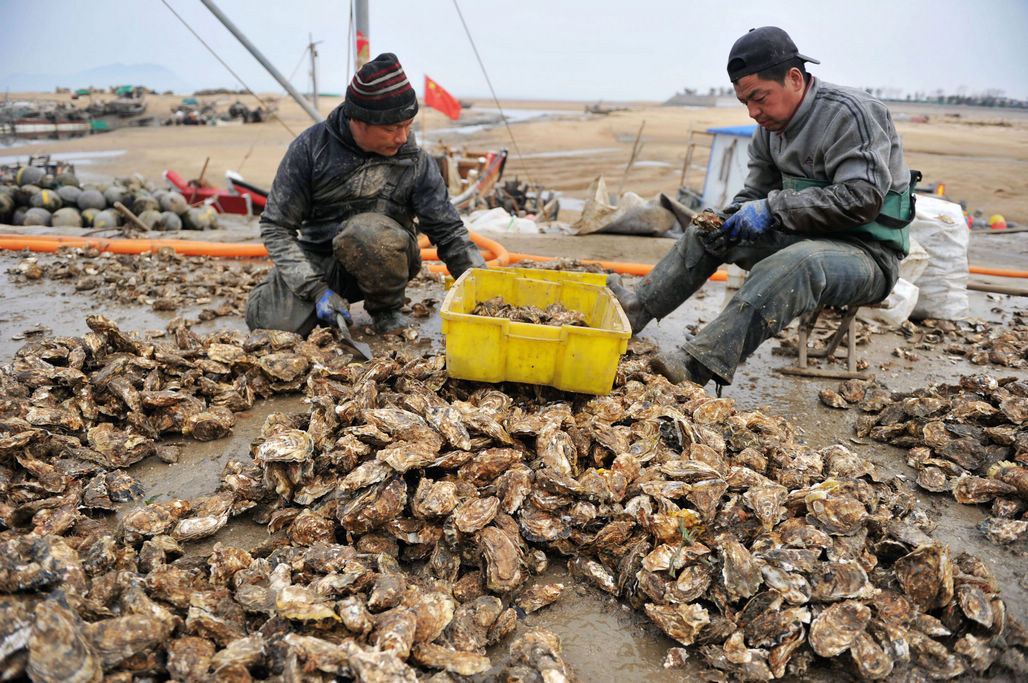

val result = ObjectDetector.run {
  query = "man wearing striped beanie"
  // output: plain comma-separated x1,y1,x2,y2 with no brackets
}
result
247,53,485,339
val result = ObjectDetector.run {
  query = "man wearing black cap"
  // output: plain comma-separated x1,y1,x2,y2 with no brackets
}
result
609,27,916,389
246,52,485,336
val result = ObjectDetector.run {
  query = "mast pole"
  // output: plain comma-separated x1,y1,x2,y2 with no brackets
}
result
199,0,324,123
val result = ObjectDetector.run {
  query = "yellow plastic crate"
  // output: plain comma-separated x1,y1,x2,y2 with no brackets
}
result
440,268,631,394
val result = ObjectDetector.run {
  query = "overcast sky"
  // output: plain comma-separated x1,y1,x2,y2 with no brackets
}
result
2,0,1027,102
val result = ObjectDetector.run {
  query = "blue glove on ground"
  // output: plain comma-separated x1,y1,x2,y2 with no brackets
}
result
721,199,774,243
315,289,351,327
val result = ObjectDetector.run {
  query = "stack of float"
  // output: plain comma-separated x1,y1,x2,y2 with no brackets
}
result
0,165,217,231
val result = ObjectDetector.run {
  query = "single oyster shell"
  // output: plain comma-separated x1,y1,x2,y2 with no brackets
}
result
372,606,418,659
424,405,472,451
850,630,894,680
894,543,954,611
568,556,617,595
743,484,788,532
956,584,994,627
479,525,526,593
411,591,455,644
810,560,870,602
819,388,851,409
275,585,340,622
644,602,710,646
166,636,215,682
721,538,762,602
453,496,500,534
411,642,491,676
809,600,871,657
805,492,867,535
84,614,173,670
979,516,1028,543
515,583,564,614
254,428,313,463
411,479,460,519
953,474,1017,504
28,596,102,683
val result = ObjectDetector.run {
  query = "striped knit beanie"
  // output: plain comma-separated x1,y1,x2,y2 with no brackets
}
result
344,52,419,125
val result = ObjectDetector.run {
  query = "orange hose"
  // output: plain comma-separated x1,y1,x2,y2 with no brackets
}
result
2,232,1024,283
969,266,1028,279
0,234,269,258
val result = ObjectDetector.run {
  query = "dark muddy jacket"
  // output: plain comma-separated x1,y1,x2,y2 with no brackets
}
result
733,77,910,278
259,105,484,300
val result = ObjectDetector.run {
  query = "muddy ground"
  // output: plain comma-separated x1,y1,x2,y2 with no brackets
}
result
0,219,1025,680
1,94,1027,678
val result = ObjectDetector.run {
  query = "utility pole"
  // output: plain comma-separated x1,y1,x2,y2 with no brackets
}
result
200,0,324,123
308,33,322,112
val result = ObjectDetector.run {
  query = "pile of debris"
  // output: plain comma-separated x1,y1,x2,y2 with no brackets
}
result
168,99,275,126
0,158,219,232
0,306,1026,679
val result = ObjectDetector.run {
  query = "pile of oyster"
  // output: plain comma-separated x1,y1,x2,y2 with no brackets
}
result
1,315,1027,681
822,372,1028,546
472,296,588,327
898,311,1027,370
6,249,269,320
513,258,612,274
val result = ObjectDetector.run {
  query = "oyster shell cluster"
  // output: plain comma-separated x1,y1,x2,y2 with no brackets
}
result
691,210,724,233
514,258,611,274
898,311,1028,369
472,296,588,327
7,249,269,320
1,312,1026,680
823,373,1028,545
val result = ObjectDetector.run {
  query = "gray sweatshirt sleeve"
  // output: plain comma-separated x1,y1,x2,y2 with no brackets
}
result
258,138,328,301
410,155,486,277
731,94,896,234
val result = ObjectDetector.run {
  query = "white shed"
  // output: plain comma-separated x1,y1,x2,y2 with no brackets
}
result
699,125,756,210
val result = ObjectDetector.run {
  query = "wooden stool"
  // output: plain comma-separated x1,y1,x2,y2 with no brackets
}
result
777,305,868,379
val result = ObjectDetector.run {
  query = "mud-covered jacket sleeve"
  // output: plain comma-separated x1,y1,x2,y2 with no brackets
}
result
732,110,893,234
258,136,327,300
410,155,486,277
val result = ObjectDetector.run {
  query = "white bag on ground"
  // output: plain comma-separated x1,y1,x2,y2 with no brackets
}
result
861,278,920,326
908,195,970,320
464,207,540,234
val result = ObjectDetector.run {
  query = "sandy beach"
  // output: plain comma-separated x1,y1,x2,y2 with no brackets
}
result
3,91,1027,225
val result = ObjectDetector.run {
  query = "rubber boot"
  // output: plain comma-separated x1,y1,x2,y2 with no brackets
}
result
650,348,715,388
372,309,413,334
606,274,653,335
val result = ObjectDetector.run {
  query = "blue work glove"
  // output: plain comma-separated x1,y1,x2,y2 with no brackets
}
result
721,199,774,243
315,288,351,327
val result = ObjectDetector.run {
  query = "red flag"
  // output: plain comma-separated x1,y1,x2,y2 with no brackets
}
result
355,30,369,69
424,76,462,121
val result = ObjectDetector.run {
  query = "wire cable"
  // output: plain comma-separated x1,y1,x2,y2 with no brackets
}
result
451,0,534,187
161,0,297,137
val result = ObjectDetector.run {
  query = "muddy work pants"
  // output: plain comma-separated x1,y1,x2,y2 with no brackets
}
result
245,213,420,336
636,225,894,385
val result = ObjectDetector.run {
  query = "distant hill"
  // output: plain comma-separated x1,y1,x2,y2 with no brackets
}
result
1,63,191,94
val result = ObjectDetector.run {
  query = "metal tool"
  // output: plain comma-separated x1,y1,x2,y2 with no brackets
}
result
335,313,373,360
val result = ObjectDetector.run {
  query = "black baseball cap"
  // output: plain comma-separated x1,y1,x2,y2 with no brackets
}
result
727,27,819,82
